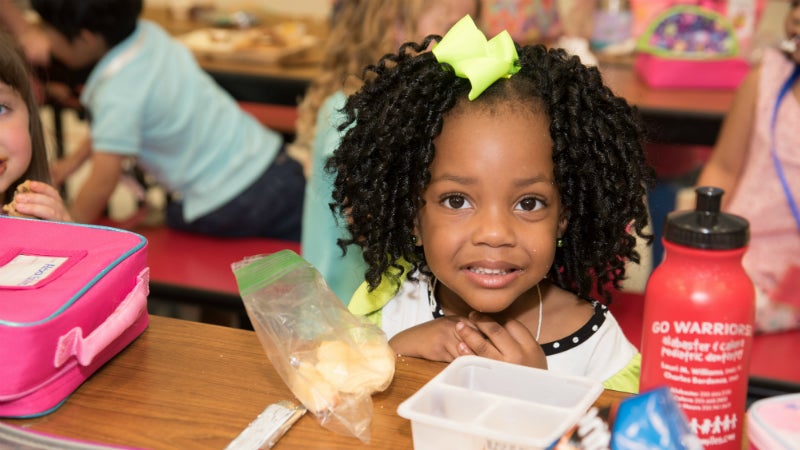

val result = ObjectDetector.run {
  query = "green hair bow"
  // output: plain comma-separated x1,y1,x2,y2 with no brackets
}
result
432,15,520,101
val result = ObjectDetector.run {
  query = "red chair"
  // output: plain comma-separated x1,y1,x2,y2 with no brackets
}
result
136,225,300,306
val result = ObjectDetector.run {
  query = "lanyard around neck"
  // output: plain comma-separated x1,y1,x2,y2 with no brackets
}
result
770,63,800,231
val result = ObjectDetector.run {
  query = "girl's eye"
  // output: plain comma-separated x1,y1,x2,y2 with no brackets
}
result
0,104,8,115
442,194,471,209
516,197,544,212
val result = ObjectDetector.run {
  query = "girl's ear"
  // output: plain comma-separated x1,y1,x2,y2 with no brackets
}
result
412,221,424,247
557,209,570,238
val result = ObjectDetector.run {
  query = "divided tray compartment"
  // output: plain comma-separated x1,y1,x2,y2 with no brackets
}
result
397,355,603,450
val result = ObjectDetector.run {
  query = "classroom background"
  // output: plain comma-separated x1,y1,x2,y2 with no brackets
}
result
24,0,793,328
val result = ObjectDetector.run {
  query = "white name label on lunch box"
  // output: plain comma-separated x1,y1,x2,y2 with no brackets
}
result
0,255,68,287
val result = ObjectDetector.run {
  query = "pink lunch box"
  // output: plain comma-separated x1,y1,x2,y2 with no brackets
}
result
0,216,149,418
634,53,750,90
747,393,800,449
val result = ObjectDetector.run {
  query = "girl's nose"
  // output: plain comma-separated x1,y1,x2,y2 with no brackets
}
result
471,206,516,247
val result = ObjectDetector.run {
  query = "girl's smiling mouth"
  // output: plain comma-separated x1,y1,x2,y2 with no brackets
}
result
463,263,523,288
468,266,514,275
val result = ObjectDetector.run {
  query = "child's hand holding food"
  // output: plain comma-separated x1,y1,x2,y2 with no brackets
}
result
2,180,72,222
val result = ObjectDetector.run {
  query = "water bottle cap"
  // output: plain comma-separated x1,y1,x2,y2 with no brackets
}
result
664,186,749,249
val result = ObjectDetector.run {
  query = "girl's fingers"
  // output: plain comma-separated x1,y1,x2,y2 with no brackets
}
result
455,319,499,358
459,312,547,368
503,318,539,346
13,189,70,221
27,180,59,196
469,311,518,351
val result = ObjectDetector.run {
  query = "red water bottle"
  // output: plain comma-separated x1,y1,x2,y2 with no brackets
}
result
640,187,755,450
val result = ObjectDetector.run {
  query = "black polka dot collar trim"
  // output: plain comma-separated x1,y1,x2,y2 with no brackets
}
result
428,282,607,356
541,301,607,355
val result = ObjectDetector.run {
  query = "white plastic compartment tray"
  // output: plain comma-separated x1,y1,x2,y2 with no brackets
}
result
397,355,603,450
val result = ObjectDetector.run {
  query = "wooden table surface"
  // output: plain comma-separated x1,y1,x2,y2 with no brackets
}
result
600,62,734,117
4,315,629,449
142,6,325,81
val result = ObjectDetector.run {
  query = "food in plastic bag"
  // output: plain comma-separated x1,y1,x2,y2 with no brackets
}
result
232,250,395,443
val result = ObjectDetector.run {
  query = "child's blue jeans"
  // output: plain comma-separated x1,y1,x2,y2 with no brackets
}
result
166,151,305,241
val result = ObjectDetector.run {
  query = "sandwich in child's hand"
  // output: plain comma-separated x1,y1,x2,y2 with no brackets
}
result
2,180,36,218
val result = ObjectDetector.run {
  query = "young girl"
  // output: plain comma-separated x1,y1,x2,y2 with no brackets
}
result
295,0,479,302
330,16,655,393
688,1,800,333
0,32,71,222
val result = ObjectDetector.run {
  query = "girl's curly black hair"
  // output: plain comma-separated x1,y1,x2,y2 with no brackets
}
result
327,36,656,303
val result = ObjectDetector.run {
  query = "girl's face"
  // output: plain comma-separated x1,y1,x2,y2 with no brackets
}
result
415,104,567,314
0,81,32,195
787,1,800,63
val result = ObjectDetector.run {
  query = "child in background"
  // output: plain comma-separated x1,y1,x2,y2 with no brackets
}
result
293,0,478,302
687,1,800,333
0,32,71,221
0,0,50,65
32,0,305,241
332,16,655,392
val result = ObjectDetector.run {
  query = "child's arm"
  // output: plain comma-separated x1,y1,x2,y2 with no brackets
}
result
388,316,472,362
0,0,50,65
455,312,548,369
68,151,125,224
50,136,92,186
692,66,760,210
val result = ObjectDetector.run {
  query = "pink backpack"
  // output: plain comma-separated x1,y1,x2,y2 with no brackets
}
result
0,217,149,417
